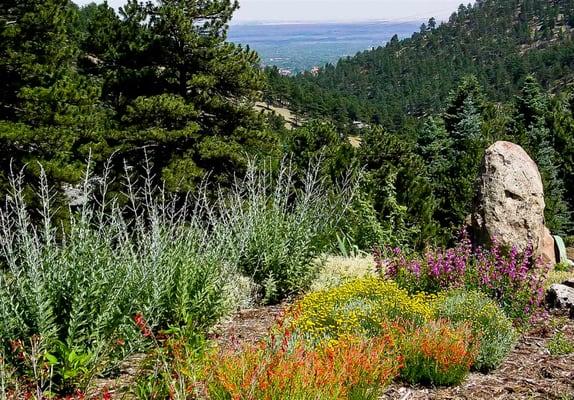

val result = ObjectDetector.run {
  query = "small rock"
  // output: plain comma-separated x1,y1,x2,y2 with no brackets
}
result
546,284,574,309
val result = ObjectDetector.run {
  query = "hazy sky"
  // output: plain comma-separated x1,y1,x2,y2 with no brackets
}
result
74,0,467,23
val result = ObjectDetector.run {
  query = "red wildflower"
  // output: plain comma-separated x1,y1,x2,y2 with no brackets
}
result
133,313,153,337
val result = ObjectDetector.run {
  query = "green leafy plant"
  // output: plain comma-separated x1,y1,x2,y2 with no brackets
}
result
435,290,517,371
220,160,356,304
547,332,574,356
133,322,210,400
0,165,234,394
335,232,364,259
0,159,352,395
291,277,437,342
395,320,478,387
555,262,573,273
46,342,93,389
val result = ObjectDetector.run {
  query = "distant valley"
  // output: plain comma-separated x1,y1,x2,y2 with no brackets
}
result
228,21,421,73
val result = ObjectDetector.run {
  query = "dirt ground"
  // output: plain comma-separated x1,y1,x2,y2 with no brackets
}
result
214,306,574,400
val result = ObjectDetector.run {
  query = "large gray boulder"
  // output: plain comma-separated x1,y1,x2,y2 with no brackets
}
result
471,141,555,265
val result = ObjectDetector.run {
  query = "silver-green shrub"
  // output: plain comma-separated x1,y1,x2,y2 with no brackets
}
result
0,166,235,392
215,160,355,304
0,158,353,393
436,290,517,372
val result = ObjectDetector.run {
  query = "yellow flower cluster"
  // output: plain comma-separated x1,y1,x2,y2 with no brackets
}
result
292,277,438,342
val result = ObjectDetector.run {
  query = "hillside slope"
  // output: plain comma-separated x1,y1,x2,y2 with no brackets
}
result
265,0,574,127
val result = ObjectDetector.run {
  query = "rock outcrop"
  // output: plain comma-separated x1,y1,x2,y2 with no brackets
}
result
472,141,555,264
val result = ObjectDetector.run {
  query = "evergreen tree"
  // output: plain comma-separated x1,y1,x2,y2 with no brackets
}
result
97,0,275,190
509,75,571,233
360,127,438,247
285,121,355,184
439,77,489,231
0,0,109,186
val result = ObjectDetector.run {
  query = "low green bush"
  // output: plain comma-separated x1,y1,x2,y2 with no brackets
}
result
396,319,478,387
547,332,574,356
292,277,437,342
310,255,375,292
436,290,517,372
555,262,573,272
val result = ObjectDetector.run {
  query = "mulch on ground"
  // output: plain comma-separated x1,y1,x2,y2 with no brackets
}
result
211,303,287,350
213,306,574,400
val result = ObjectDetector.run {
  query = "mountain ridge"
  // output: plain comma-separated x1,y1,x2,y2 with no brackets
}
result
265,0,574,128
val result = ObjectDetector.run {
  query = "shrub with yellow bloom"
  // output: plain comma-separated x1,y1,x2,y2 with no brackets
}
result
291,277,438,341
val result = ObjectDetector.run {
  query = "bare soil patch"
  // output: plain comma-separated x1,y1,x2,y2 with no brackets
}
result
211,304,287,350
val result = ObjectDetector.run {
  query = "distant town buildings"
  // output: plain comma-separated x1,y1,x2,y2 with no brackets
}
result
278,68,292,76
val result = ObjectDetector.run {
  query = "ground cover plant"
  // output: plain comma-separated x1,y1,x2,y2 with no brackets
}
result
292,277,436,342
205,332,402,400
175,279,489,396
547,332,574,356
435,290,517,372
281,275,519,387
129,274,505,398
310,255,375,292
0,160,351,397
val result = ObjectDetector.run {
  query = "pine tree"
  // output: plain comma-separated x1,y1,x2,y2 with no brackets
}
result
94,0,276,190
0,0,109,185
360,126,438,248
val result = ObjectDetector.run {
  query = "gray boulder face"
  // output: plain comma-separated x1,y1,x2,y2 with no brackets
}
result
546,284,574,316
472,141,555,265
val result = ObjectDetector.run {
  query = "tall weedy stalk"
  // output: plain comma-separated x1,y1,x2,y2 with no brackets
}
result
0,352,8,400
